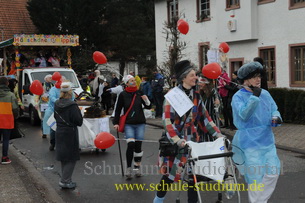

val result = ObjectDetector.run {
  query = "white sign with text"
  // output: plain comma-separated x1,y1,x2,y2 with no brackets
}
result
164,87,193,117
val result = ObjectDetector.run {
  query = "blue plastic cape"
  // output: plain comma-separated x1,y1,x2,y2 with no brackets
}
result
231,88,281,184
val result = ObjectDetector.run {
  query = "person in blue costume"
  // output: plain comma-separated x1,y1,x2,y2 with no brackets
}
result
231,61,282,203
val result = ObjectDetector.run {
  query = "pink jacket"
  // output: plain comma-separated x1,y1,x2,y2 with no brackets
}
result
218,72,231,97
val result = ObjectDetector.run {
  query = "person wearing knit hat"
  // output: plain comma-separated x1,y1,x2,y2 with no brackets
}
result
122,74,134,84
231,61,282,202
174,60,196,84
60,82,72,92
54,80,83,189
113,74,151,179
153,60,224,203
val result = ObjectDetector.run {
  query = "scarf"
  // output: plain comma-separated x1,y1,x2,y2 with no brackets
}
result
182,86,191,96
125,86,138,92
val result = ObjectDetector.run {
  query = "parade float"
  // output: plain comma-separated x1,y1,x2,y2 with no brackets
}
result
0,34,110,152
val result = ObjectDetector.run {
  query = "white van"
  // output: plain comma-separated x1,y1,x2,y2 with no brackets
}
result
18,67,83,125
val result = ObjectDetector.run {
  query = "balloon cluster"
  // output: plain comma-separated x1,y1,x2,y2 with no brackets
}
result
93,51,107,64
94,132,116,149
52,72,62,88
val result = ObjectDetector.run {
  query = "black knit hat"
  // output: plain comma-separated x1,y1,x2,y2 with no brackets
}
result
174,60,193,82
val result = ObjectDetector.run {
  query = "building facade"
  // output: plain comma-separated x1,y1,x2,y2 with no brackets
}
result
154,0,305,88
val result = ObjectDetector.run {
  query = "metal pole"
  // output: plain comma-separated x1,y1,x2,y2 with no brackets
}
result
116,130,125,176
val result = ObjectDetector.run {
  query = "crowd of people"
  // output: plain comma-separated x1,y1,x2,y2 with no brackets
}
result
0,56,282,202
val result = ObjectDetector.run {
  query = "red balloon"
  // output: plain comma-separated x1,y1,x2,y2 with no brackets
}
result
177,19,184,26
93,51,107,64
30,80,44,95
55,80,62,89
94,132,116,149
202,63,222,79
219,42,230,53
52,72,62,81
177,20,189,35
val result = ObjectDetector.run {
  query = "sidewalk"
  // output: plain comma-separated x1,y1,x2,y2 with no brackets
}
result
0,145,64,203
145,117,305,154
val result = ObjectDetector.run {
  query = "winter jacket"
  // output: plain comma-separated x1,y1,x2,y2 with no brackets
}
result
151,73,164,93
102,86,111,103
113,90,151,125
218,72,230,97
111,77,119,87
54,98,83,161
0,84,18,129
140,81,152,100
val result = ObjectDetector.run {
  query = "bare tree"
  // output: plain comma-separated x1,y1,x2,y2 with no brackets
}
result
157,15,187,88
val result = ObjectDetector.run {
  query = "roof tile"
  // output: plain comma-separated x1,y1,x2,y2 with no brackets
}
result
0,0,37,41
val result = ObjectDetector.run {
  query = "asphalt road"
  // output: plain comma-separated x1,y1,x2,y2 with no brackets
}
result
11,117,305,203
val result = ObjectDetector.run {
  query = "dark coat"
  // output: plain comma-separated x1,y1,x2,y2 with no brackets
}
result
54,99,83,161
102,86,112,103
113,90,151,125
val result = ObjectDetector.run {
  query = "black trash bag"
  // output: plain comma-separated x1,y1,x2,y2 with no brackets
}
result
10,122,25,140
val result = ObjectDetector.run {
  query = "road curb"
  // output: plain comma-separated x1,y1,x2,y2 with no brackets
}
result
10,144,65,203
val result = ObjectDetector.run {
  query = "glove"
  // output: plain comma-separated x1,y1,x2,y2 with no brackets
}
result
177,139,186,148
250,85,262,97
272,116,282,125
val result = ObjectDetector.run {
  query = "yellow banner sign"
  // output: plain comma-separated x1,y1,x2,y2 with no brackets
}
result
13,34,79,46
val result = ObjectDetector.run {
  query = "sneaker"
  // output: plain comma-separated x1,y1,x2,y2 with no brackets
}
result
59,181,76,189
42,134,47,138
126,167,133,180
134,166,142,177
49,144,55,151
1,157,11,164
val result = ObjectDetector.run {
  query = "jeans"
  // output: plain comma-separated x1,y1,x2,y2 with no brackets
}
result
0,129,12,157
124,124,145,140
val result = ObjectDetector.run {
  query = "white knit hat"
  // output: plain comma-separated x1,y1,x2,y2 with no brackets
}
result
123,75,134,84
60,82,72,92
44,74,52,81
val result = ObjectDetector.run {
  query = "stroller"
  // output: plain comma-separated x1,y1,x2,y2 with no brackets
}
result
176,137,241,203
